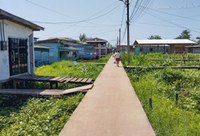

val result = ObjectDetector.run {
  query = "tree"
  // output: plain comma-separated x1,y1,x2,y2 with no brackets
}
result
176,29,191,39
79,33,87,43
148,35,162,39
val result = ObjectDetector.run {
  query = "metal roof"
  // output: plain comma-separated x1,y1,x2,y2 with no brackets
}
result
36,37,78,44
0,9,44,31
134,39,196,45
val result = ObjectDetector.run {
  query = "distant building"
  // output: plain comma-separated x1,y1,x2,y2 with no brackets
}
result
35,37,95,62
86,38,108,58
35,38,79,63
185,45,200,54
116,44,135,52
74,44,96,60
0,9,43,81
134,39,196,54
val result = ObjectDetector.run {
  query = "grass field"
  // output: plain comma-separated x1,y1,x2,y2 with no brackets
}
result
0,55,110,135
123,53,200,135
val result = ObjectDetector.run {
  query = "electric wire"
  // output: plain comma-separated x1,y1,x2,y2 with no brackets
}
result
33,4,120,24
143,6,200,22
144,10,200,34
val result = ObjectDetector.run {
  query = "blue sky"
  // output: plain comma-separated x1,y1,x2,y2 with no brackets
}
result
1,0,200,45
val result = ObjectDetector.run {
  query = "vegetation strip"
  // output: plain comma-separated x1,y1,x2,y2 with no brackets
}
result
126,66,200,69
123,53,200,136
0,55,110,135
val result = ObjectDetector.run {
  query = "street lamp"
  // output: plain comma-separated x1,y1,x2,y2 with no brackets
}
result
119,0,130,64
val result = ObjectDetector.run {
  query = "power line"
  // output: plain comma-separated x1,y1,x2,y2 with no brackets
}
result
32,4,120,25
152,3,200,10
143,6,200,22
144,10,200,34
86,1,119,19
122,26,127,43
25,0,119,25
120,5,126,29
24,0,73,19
135,22,176,28
130,0,153,22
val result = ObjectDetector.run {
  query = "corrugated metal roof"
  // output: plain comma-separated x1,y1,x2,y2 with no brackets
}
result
135,39,196,45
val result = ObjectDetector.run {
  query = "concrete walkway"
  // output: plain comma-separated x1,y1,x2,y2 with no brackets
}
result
60,57,155,136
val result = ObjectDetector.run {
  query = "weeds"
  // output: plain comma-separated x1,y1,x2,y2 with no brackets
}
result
124,53,200,135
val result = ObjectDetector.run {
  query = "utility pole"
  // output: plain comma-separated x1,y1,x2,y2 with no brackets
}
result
126,0,130,64
119,28,121,51
117,36,119,47
120,0,130,64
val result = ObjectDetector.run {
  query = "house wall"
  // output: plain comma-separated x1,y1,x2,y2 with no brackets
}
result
193,48,200,54
169,44,191,53
87,42,108,58
117,45,134,52
35,43,59,63
34,48,50,66
139,45,169,54
0,20,33,81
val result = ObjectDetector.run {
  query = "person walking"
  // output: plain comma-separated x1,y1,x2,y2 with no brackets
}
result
114,51,121,67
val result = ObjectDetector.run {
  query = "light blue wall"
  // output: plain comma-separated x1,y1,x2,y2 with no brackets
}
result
35,43,60,63
35,48,50,66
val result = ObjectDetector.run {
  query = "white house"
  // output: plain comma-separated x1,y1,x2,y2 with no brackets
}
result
134,39,196,54
0,9,44,81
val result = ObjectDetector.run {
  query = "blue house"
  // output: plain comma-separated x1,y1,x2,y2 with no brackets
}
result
35,38,79,63
34,45,50,66
34,37,95,63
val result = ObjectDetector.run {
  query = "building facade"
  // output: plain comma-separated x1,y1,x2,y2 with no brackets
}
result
86,38,108,58
35,38,95,62
134,39,196,54
35,38,79,63
0,9,43,81
116,44,135,52
185,45,200,54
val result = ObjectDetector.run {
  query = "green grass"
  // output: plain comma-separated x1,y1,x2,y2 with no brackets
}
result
35,56,109,79
0,94,84,135
121,52,200,66
128,69,200,135
124,53,200,135
0,55,110,135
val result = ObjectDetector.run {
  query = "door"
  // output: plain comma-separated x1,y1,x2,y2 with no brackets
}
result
8,38,28,76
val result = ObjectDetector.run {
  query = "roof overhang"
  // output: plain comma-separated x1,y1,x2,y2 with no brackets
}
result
34,45,50,49
0,9,44,31
185,45,200,48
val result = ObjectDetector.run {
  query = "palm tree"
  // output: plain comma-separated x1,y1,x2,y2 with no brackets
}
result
79,33,87,43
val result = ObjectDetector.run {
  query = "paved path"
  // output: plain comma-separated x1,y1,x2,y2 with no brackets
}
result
60,57,155,136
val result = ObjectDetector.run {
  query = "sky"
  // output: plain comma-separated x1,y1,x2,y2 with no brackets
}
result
1,0,200,46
